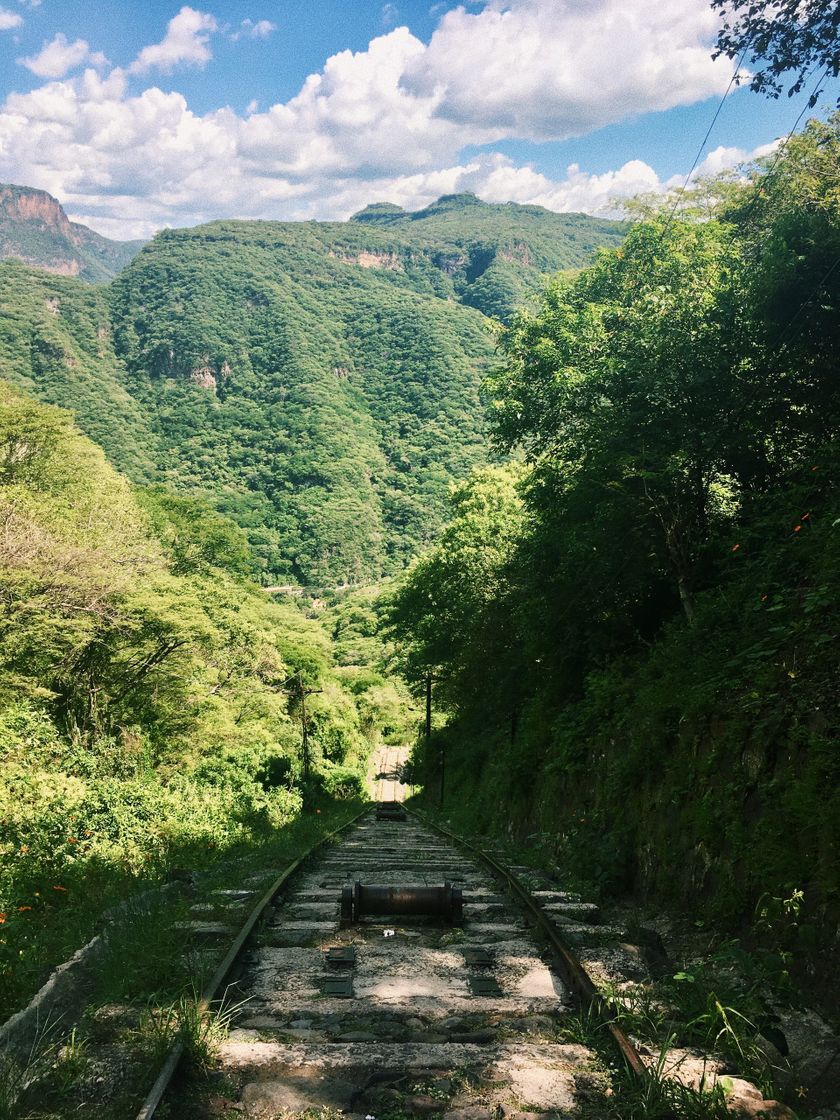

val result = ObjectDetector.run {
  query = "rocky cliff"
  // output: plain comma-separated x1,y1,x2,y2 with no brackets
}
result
0,184,144,282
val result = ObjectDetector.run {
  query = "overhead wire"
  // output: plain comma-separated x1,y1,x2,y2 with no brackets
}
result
655,45,750,246
656,58,831,252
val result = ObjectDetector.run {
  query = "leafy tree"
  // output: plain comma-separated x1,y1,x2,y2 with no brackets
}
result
386,112,840,966
489,218,753,621
137,486,256,577
712,0,840,106
386,464,527,718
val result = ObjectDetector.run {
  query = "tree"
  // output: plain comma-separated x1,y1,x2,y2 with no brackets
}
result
712,0,840,106
385,464,527,717
489,219,754,622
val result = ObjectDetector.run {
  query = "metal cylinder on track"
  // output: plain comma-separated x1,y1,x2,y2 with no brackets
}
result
340,880,463,925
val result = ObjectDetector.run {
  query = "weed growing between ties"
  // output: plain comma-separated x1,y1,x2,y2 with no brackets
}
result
561,1013,734,1120
134,991,242,1074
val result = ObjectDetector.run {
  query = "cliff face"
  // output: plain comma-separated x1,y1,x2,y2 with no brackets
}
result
0,184,144,282
0,184,74,231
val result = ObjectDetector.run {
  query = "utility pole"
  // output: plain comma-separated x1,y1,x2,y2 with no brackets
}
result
425,673,445,808
287,671,321,784
300,683,310,783
425,673,432,744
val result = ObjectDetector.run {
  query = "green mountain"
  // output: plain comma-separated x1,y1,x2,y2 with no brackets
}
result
351,192,626,320
0,184,144,283
0,193,624,583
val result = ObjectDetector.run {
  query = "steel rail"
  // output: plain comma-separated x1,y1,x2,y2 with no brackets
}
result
134,804,370,1120
407,806,647,1078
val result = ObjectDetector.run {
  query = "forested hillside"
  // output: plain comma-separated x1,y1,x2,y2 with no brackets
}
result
0,194,622,584
350,192,625,319
0,262,160,480
0,384,409,1018
389,116,840,995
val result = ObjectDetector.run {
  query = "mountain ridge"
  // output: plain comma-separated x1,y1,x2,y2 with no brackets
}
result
0,191,626,583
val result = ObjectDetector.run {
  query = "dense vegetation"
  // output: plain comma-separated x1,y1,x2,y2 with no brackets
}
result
0,189,620,1023
0,262,160,481
0,385,408,1018
350,192,625,320
0,194,623,585
389,116,840,996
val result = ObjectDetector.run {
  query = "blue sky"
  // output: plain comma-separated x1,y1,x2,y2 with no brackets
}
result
0,0,836,238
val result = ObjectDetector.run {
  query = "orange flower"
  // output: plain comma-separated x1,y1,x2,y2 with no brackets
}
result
19,845,28,854
67,838,78,844
731,543,741,552
793,525,802,533
0,914,6,924
52,885,67,892
18,905,32,912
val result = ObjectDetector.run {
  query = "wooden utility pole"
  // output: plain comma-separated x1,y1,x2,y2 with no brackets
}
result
295,673,322,783
425,674,432,744
301,683,310,782
425,674,445,807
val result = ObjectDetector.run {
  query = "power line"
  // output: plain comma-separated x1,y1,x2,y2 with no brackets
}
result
762,66,829,173
656,60,831,250
738,64,832,229
655,46,750,246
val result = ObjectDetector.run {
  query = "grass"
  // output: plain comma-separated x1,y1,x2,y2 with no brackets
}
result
0,1018,76,1120
559,1010,735,1120
96,891,197,1004
134,990,243,1074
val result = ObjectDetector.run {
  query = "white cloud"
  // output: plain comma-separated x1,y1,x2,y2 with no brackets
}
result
129,6,218,75
401,0,734,141
690,139,779,179
18,33,107,78
230,18,276,41
0,0,766,238
0,7,23,30
382,4,399,28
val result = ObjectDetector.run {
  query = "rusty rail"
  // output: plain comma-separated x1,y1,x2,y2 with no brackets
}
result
135,804,369,1120
407,806,648,1079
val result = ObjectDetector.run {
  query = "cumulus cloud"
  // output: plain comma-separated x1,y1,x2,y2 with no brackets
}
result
0,0,765,238
129,6,218,74
230,18,276,41
18,33,107,78
0,7,23,30
401,0,734,141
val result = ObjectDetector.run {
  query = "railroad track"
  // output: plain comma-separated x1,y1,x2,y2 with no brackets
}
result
139,754,645,1120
